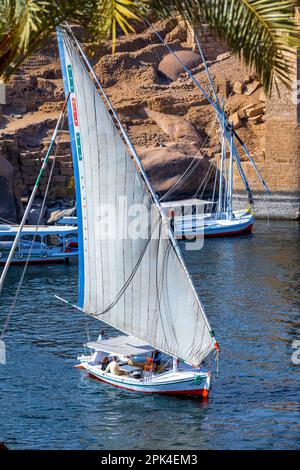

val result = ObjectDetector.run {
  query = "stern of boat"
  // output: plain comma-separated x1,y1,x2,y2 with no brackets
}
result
75,354,91,370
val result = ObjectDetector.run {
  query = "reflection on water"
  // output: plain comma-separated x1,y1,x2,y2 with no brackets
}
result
0,220,299,449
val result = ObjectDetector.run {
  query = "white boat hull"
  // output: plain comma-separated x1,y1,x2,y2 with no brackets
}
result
78,362,211,397
174,209,254,238
0,224,78,265
0,251,78,265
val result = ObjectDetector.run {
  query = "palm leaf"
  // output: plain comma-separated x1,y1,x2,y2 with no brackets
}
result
0,0,69,79
0,0,299,94
88,0,145,53
150,0,300,94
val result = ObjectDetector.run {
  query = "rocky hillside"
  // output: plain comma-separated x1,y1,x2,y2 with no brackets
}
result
0,18,267,222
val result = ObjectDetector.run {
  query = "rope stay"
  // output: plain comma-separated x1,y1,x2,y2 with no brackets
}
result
0,101,68,340
0,94,70,294
144,19,269,201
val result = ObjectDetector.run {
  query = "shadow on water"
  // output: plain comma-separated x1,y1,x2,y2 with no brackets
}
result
0,220,299,449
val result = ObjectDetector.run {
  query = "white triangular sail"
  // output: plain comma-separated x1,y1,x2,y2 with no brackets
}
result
57,30,215,366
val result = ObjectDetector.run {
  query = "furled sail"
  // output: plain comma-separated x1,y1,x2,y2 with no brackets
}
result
57,29,216,366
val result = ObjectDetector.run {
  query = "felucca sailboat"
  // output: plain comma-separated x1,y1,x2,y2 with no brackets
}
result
56,27,219,397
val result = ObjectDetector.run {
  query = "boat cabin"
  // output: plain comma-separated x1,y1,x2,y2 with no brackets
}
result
78,335,174,378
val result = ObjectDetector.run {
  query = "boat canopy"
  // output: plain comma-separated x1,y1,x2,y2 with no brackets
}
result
86,335,153,356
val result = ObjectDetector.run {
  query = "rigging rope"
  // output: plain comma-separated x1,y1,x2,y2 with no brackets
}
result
158,121,219,203
0,111,66,340
92,216,159,318
0,216,15,225
140,18,219,204
159,155,202,202
211,155,219,209
192,159,215,199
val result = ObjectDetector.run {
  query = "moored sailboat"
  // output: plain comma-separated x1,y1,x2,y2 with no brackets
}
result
170,132,257,238
57,27,220,397
161,200,254,239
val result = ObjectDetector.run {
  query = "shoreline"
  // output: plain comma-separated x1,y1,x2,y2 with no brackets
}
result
233,192,300,220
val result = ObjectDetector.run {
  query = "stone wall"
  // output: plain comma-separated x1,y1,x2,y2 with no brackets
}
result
185,21,228,60
0,131,73,201
231,47,300,219
0,41,73,208
4,52,62,114
187,12,299,219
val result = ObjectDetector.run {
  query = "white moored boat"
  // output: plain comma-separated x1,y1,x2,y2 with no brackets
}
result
161,200,254,239
155,34,270,240
176,210,254,238
56,27,220,398
0,224,78,265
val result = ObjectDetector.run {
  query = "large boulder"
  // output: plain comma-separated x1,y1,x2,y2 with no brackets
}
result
137,142,217,200
0,156,21,223
146,109,204,147
158,50,202,81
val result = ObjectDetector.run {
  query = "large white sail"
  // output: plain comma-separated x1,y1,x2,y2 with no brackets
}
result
57,30,216,366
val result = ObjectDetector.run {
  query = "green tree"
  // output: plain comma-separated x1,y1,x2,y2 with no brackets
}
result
0,0,299,94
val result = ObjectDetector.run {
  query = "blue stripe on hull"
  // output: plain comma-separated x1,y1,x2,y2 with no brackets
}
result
204,219,253,236
177,216,254,237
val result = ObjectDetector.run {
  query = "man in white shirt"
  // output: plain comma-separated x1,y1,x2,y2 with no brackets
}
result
104,356,121,375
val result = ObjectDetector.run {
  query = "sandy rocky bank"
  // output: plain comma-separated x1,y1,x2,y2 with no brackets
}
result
0,19,269,223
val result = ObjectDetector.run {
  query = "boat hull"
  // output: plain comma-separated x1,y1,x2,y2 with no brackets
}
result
80,363,211,397
0,224,78,265
204,220,253,238
0,258,70,266
0,252,78,266
174,210,254,239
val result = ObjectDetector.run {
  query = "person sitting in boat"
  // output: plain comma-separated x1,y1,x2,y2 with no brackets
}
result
152,350,161,371
126,356,135,366
97,329,105,341
104,356,128,376
101,356,110,371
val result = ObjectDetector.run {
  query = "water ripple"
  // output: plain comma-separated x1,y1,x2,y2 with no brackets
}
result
0,220,299,449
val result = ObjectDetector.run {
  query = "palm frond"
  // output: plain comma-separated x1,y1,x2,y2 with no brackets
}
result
0,0,143,79
0,0,299,94
0,0,68,79
88,0,145,53
151,0,300,94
